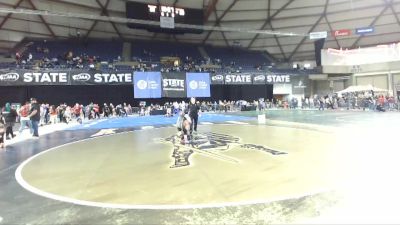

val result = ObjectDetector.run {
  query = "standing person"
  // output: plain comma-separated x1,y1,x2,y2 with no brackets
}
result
28,98,40,138
88,103,94,120
39,104,46,126
80,104,85,119
319,97,325,111
44,104,50,124
0,115,5,149
93,104,100,119
2,103,17,140
73,103,82,123
188,97,200,134
64,106,72,123
49,105,58,124
109,103,115,116
19,101,33,135
103,103,110,117
84,104,90,120
213,101,217,112
57,104,63,123
224,100,228,112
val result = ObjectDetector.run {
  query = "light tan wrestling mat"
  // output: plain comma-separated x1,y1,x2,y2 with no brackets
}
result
16,124,355,209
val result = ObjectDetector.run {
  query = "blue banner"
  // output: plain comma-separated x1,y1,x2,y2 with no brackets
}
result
186,73,210,97
133,72,162,98
355,27,374,35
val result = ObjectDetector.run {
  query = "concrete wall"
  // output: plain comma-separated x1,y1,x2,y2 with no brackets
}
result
313,80,345,96
356,75,388,89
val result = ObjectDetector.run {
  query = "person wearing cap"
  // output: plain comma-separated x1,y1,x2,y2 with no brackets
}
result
28,98,40,138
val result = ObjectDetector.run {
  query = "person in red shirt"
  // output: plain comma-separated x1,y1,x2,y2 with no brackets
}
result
93,104,100,119
49,105,58,124
376,95,386,112
19,101,33,134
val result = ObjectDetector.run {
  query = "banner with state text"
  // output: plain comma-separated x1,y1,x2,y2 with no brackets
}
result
161,72,187,98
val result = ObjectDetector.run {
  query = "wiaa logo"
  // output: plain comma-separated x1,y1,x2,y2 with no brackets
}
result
0,73,19,82
72,73,91,81
211,75,223,81
189,80,198,89
137,80,148,90
254,75,265,81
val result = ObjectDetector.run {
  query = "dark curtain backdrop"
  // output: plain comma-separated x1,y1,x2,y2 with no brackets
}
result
0,85,273,106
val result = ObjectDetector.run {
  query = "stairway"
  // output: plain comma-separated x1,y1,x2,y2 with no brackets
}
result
122,42,131,61
197,46,208,59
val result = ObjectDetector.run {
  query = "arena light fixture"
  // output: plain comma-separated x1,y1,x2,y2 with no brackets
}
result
0,8,307,37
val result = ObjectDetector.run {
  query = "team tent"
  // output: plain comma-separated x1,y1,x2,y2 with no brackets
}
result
336,84,389,95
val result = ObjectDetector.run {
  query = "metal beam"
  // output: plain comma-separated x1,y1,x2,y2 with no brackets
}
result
202,0,239,45
247,0,295,49
265,0,285,60
26,0,56,38
287,0,329,61
351,0,392,48
204,0,218,22
214,10,230,47
249,40,336,48
255,0,284,60
85,0,110,39
219,14,394,39
388,1,400,28
41,0,123,15
0,0,24,29
0,46,13,51
172,0,179,42
0,39,20,43
5,9,398,45
324,15,340,48
95,0,123,40
0,27,56,37
267,23,286,60
209,2,400,23
0,13,131,37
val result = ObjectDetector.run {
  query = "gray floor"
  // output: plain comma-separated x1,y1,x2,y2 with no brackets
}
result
1,110,400,224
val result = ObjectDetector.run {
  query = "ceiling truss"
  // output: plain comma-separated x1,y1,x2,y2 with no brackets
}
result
0,0,398,60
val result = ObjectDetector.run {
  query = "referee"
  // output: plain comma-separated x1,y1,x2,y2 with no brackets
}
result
188,97,200,134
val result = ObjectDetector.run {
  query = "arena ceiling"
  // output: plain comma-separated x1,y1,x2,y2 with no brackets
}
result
0,0,400,61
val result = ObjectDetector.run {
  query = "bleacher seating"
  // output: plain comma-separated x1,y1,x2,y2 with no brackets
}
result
131,40,202,62
28,40,123,62
0,39,324,74
0,62,14,70
204,45,268,68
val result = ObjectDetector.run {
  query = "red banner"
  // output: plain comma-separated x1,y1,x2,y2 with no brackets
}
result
332,29,351,37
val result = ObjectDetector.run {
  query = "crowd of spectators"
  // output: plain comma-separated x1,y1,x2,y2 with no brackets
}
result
1,92,398,149
14,48,120,70
294,92,398,112
8,40,272,74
